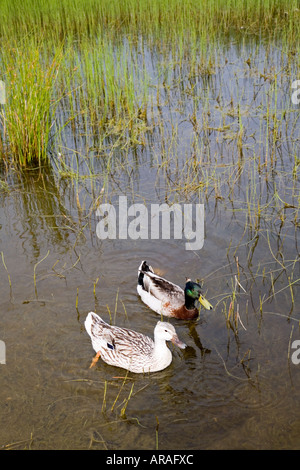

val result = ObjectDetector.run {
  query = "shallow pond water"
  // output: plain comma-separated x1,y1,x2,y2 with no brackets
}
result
0,37,299,450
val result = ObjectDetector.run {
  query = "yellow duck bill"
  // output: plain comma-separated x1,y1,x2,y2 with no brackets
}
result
199,294,213,310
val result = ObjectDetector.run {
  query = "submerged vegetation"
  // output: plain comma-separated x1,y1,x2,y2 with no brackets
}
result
0,0,299,166
0,0,299,450
0,1,298,297
0,0,298,312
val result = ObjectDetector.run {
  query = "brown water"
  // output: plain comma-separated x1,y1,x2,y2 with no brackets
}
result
0,39,300,450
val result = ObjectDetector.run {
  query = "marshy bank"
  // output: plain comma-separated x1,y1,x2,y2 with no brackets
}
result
0,0,299,450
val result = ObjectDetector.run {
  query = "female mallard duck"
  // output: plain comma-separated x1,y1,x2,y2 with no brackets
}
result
137,260,213,320
85,311,186,373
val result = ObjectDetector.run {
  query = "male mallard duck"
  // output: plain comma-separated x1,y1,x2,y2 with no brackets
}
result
85,311,186,373
137,260,213,320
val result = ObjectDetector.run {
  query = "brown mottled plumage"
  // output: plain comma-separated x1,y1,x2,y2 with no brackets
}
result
85,312,186,373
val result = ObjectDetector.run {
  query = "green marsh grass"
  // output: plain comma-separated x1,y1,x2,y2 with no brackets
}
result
0,43,63,166
1,0,299,42
0,0,299,167
0,0,299,451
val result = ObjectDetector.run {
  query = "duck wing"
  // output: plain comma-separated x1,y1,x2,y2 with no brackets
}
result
85,312,115,351
109,326,154,357
142,270,185,305
86,311,154,356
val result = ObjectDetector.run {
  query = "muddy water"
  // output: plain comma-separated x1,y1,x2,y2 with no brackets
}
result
0,40,300,450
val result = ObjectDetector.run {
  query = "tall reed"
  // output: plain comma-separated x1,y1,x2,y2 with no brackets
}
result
0,0,299,42
0,42,63,167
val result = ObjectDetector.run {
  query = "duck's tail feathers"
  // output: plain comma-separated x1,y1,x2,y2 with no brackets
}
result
85,311,105,337
137,260,154,286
